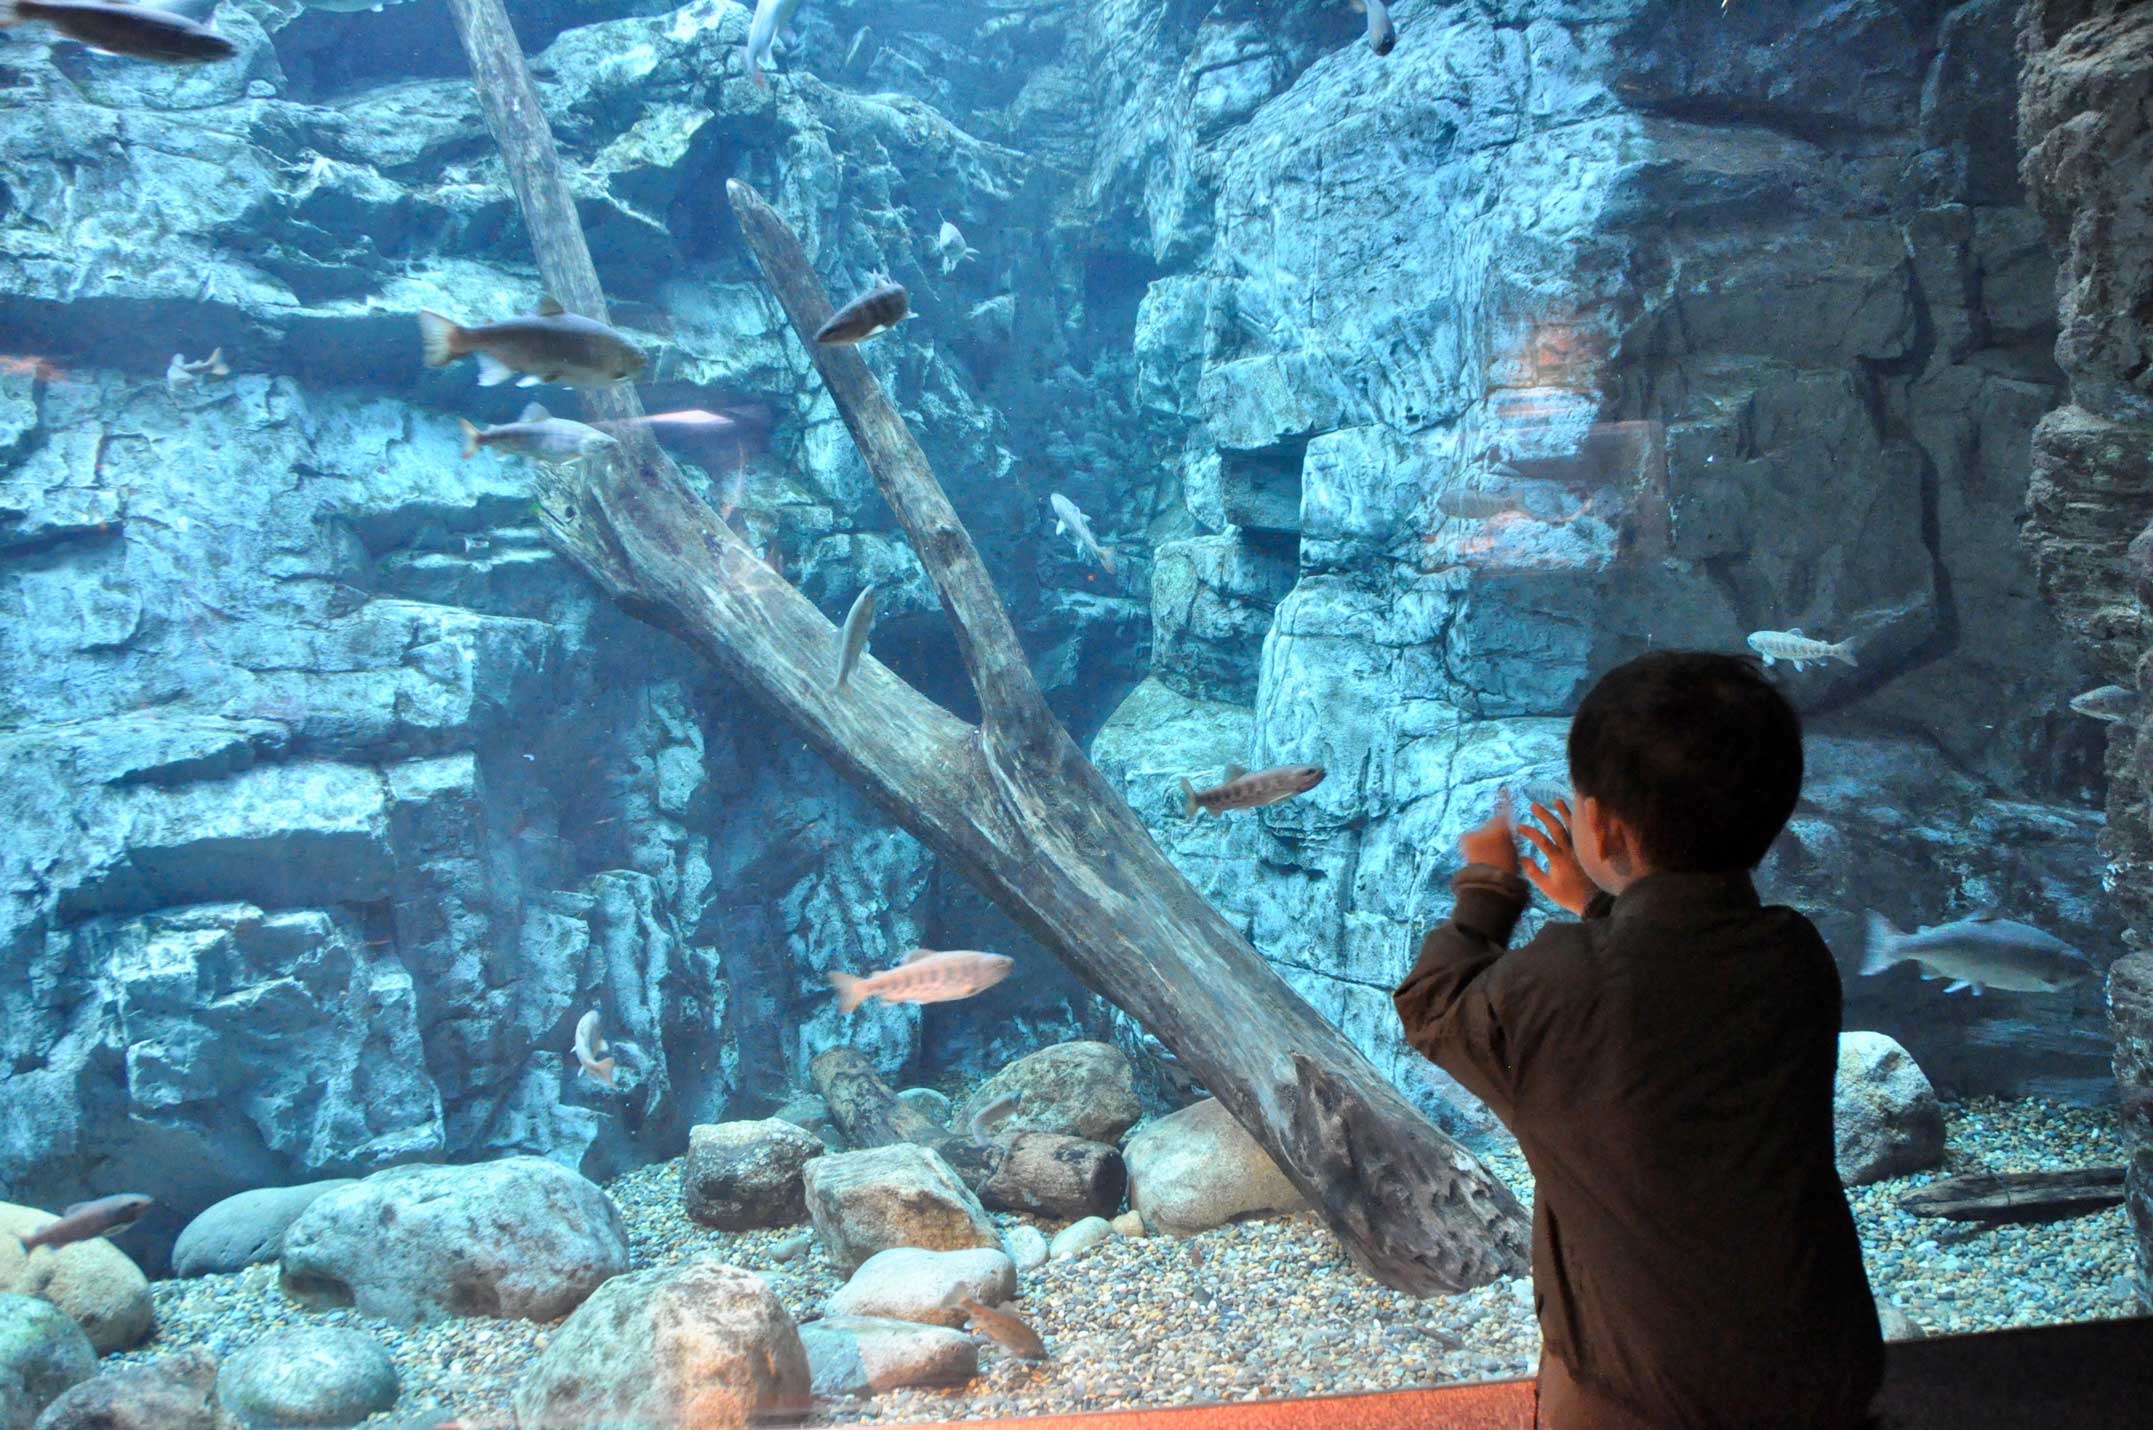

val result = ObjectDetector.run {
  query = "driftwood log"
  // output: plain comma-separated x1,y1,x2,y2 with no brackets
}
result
444,0,1528,1293
1897,1167,2127,1223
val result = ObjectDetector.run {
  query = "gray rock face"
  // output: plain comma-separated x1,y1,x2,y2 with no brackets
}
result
1833,1033,1947,1186
0,1296,94,1430
32,1349,230,1430
801,1145,1002,1275
215,1328,398,1429
953,1041,1142,1144
172,1182,356,1279
2018,0,2153,1301
509,1260,809,1429
800,1315,977,1397
824,1247,1014,1329
680,1120,824,1231
1122,1098,1307,1237
278,1158,628,1324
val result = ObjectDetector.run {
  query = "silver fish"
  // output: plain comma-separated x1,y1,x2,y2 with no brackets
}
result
460,403,619,465
828,949,1013,1013
418,297,647,390
835,583,879,690
1181,763,1326,816
2068,684,2136,723
936,220,979,276
744,0,806,91
573,1009,617,1086
1348,0,1395,55
1861,910,2096,995
1049,493,1116,575
966,1088,1022,1142
164,347,228,393
1747,628,1856,671
19,1193,152,1252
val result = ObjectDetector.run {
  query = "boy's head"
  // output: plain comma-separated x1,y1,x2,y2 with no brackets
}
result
1566,651,1803,882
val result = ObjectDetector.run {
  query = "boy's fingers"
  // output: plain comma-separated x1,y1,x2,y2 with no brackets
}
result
1518,824,1560,861
1528,801,1569,836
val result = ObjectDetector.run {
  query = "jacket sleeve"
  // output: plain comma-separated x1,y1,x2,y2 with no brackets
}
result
1392,862,1534,1125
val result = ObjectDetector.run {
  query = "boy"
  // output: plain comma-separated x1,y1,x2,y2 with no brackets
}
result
1394,652,1883,1429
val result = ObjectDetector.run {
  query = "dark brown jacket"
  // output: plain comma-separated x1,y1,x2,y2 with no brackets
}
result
1395,867,1884,1428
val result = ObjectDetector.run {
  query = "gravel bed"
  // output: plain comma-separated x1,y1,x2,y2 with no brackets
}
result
105,1095,2137,1426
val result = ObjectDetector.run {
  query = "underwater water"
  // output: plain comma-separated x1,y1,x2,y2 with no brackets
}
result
2,0,2150,1425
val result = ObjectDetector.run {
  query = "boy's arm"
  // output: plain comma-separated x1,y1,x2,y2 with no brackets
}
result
1392,862,1535,1124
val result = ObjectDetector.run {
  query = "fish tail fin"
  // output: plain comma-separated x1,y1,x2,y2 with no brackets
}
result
752,60,768,91
1832,640,1858,667
417,310,464,367
828,970,867,1014
459,419,482,460
593,1057,617,1086
1181,778,1198,818
1098,545,1118,575
1861,911,1902,975
205,347,228,377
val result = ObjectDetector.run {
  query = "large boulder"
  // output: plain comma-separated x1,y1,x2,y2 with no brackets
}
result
279,1158,628,1323
173,1182,357,1279
679,1121,823,1231
509,1261,808,1428
1123,1098,1308,1235
824,1247,1015,1329
1834,1032,1947,1185
799,1316,977,1396
0,1295,94,1430
215,1327,399,1428
0,1207,153,1353
801,1145,1001,1275
32,1349,230,1430
954,1042,1142,1144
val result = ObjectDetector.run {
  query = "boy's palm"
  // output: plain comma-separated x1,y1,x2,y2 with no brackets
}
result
1519,800,1598,915
1458,793,1519,872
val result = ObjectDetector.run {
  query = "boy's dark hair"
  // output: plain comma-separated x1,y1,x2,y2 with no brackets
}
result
1567,651,1803,873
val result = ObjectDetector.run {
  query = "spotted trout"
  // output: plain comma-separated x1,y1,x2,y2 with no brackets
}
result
1181,763,1326,817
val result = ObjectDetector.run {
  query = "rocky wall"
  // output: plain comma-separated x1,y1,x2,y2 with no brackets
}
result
2016,0,2153,1308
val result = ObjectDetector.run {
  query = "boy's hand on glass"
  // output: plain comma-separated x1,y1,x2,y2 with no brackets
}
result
1458,792,1520,873
1519,799,1598,915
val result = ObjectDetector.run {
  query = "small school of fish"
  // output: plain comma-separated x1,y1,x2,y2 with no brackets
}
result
1746,627,1857,671
573,1009,618,1086
1182,763,1327,817
1861,911,2096,996
828,948,1015,1013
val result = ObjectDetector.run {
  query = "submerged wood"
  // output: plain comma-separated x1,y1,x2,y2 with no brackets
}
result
1897,1167,2127,1223
810,1047,1001,1186
445,0,1527,1293
979,1132,1127,1221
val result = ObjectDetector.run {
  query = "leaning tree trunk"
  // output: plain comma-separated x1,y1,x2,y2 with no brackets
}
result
444,0,1529,1294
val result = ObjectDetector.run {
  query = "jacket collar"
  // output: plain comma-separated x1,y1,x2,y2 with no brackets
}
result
1608,869,1761,922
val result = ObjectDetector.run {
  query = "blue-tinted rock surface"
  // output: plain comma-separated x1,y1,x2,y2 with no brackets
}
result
0,0,2122,1267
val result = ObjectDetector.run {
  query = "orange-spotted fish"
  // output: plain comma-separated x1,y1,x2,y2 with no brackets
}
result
828,950,1013,1013
1181,763,1326,817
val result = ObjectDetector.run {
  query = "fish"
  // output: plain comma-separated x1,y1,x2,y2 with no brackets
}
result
954,1295,1049,1361
743,0,806,91
827,949,1014,1014
0,1,236,63
815,277,910,345
1347,0,1396,55
1746,628,1856,671
1436,488,1516,521
966,1089,1022,1142
1181,763,1327,817
936,221,979,276
459,403,620,466
2068,684,2136,723
18,1194,153,1253
573,1009,617,1086
1049,493,1116,575
835,583,879,690
164,347,229,394
1861,910,2098,995
417,297,647,390
843,23,874,71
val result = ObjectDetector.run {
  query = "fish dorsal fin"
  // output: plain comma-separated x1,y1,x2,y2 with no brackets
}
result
899,948,934,965
59,1201,91,1218
1968,907,2004,923
520,402,552,423
1788,626,1803,637
1224,763,1248,781
537,295,566,317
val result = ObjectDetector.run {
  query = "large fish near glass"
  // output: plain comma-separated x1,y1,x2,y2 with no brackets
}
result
417,297,647,390
1861,911,2096,995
